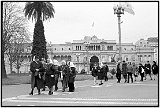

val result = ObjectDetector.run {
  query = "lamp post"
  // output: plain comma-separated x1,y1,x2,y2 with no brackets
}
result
84,42,90,74
113,4,124,62
75,53,81,72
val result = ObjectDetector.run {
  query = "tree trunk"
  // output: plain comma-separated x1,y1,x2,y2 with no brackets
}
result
2,45,7,78
9,59,13,74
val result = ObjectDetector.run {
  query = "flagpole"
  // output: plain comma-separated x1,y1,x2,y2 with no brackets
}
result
92,22,95,36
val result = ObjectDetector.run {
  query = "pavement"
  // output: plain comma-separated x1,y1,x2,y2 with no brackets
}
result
1,76,159,107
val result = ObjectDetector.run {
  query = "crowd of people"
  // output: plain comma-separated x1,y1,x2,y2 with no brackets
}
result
116,60,158,83
90,60,158,86
91,62,109,86
29,55,158,95
29,56,76,95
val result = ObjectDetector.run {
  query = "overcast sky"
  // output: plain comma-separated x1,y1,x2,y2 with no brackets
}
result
21,2,158,44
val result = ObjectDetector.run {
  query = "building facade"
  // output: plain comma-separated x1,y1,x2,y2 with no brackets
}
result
4,36,157,74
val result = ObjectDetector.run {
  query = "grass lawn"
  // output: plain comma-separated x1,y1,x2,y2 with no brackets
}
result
2,74,94,85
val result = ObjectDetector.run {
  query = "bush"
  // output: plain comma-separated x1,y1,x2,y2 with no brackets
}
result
11,71,16,74
80,69,86,74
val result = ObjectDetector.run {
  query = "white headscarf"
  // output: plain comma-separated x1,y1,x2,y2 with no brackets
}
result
33,56,35,61
53,59,59,66
61,60,66,65
47,57,53,64
69,62,75,68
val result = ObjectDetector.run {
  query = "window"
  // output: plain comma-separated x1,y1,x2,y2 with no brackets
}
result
124,48,126,50
126,58,128,61
69,48,71,50
62,48,63,51
107,46,113,51
55,48,56,50
131,48,133,50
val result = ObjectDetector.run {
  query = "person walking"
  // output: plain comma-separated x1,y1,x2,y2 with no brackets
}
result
59,60,70,92
68,62,76,92
132,62,138,81
52,59,60,91
127,62,133,83
29,56,45,95
40,58,47,91
116,62,121,83
152,61,158,80
144,61,152,80
91,63,99,85
98,63,105,85
101,62,109,82
122,60,128,83
138,63,145,81
45,58,55,95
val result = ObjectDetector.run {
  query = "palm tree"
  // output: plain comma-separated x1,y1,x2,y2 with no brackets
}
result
24,2,55,60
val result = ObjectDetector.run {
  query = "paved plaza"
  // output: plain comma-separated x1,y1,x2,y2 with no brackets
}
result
2,77,158,106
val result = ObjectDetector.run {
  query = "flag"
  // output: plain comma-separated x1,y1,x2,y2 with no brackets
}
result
123,2,135,15
92,22,94,27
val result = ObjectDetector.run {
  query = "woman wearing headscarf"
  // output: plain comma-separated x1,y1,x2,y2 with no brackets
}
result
29,56,45,95
40,58,47,91
91,63,99,85
59,60,70,92
45,58,55,95
52,59,60,91
68,62,76,92
152,61,158,80
138,63,145,81
98,63,105,85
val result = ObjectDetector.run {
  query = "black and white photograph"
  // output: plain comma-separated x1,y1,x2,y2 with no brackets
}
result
1,1,159,107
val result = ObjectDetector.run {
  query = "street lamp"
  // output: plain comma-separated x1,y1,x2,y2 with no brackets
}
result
75,53,81,72
84,42,90,74
113,4,125,62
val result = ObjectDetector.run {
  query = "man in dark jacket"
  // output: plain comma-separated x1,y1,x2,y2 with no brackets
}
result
122,60,128,83
29,56,45,95
102,62,109,81
144,61,152,80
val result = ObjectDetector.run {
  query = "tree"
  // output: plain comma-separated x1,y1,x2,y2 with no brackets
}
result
24,2,55,60
2,2,30,78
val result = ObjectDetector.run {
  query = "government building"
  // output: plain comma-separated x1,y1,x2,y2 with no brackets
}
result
4,36,158,74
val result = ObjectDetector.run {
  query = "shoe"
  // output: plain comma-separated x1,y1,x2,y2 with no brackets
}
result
151,79,152,80
48,91,53,95
54,89,57,91
154,79,155,80
38,92,41,95
42,88,45,91
29,92,33,95
62,90,65,92
99,83,103,85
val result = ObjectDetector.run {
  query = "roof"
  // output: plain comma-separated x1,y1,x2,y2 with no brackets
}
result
147,37,158,42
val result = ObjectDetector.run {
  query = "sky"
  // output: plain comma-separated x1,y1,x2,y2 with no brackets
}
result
20,2,158,44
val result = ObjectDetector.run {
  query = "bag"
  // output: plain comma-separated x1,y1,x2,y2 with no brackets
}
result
34,71,39,76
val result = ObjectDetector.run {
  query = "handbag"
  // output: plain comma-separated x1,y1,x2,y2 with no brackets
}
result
34,71,39,76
